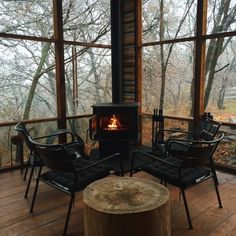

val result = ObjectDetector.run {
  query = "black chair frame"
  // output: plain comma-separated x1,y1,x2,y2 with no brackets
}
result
29,136,124,236
130,133,224,229
152,118,222,167
14,122,86,198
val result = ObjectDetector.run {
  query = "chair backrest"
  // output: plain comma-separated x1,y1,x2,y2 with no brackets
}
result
29,136,85,173
193,118,221,141
182,133,224,168
29,136,87,173
15,122,35,152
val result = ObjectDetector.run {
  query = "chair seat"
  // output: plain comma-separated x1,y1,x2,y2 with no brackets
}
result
41,159,112,191
132,133,224,229
143,157,211,188
157,141,191,157
153,143,167,155
168,142,189,157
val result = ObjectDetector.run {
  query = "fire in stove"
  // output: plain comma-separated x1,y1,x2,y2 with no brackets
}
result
104,114,127,131
89,103,139,141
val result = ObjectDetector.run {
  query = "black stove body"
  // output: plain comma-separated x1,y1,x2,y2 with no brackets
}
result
89,103,139,162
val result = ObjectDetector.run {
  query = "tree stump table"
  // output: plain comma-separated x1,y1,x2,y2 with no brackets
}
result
83,177,170,236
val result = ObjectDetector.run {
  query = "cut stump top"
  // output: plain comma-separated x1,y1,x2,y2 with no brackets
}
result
83,176,169,214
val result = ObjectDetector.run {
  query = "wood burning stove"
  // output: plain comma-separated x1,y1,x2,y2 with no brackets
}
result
89,103,139,171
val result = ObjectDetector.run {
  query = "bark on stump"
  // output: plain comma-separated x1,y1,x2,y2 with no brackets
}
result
83,177,170,236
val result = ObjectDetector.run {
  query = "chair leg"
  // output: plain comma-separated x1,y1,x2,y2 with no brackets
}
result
23,166,28,180
24,165,35,198
213,170,219,185
210,162,219,185
63,194,75,236
212,175,223,208
29,167,42,213
181,188,193,229
23,159,30,181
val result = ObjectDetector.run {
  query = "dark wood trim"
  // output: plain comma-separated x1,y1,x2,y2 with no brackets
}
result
0,33,56,42
0,163,27,174
141,112,236,127
215,121,236,127
142,36,196,46
1,113,235,129
215,163,236,175
204,30,236,39
141,112,193,122
53,0,66,130
0,117,59,127
64,40,111,48
66,114,92,119
193,0,207,127
0,114,90,127
142,30,236,47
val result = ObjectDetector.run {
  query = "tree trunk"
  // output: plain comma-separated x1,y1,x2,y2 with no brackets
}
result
204,0,236,109
23,42,51,120
217,77,227,110
217,88,225,110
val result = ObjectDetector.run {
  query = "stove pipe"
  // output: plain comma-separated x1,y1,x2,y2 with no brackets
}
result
111,0,123,103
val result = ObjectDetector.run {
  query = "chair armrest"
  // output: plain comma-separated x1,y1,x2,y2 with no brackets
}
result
167,137,221,146
157,129,193,135
166,138,193,151
74,153,124,176
33,130,83,145
130,150,181,176
156,129,193,144
33,130,66,140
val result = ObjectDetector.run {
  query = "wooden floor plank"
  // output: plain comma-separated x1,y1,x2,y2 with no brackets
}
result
0,170,235,236
207,212,236,236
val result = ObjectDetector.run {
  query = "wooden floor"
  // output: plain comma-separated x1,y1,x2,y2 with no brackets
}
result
0,169,235,236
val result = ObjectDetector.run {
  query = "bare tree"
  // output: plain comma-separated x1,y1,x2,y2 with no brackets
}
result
142,0,195,114
204,0,236,109
0,0,111,121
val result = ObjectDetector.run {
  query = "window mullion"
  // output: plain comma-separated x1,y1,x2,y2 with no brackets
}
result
193,0,207,126
53,0,66,129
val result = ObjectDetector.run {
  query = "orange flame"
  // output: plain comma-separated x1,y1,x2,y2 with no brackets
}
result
108,114,121,128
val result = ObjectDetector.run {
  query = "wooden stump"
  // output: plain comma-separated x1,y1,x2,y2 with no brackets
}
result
83,177,170,236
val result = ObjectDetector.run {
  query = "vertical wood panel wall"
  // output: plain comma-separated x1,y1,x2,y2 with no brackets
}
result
121,0,142,104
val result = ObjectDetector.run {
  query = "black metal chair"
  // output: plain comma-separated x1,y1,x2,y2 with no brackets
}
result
154,117,221,157
28,136,123,236
15,123,40,198
130,133,224,229
14,122,87,198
